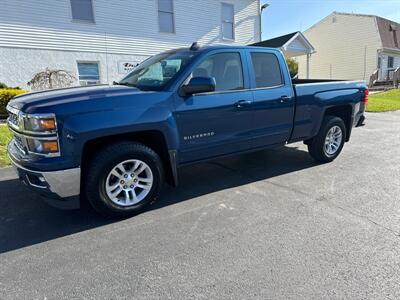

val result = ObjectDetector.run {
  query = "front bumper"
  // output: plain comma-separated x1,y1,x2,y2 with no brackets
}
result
9,154,81,210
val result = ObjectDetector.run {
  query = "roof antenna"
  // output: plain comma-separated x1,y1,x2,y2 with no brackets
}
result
190,42,200,51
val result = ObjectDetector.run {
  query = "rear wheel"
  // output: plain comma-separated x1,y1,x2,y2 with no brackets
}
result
307,116,346,163
85,142,164,218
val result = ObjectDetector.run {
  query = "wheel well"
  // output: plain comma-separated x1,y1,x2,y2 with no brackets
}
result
324,105,353,141
81,131,175,186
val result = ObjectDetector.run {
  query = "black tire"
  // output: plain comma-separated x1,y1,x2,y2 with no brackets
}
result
307,116,347,163
85,142,164,218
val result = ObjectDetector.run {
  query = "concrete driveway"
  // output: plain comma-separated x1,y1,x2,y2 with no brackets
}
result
0,112,399,299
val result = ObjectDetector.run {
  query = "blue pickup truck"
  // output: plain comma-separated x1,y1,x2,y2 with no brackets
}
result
7,44,367,217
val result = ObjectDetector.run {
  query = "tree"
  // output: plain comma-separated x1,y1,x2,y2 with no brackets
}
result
27,68,76,91
286,58,299,78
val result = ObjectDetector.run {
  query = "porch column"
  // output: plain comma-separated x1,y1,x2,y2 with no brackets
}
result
306,53,311,79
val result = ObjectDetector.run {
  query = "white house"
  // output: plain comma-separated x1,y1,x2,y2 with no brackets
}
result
0,0,261,89
297,12,400,82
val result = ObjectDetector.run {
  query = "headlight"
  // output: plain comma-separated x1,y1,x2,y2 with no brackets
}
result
7,108,61,157
24,115,57,133
26,138,60,155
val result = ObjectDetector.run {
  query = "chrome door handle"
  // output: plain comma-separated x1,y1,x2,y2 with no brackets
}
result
235,100,253,108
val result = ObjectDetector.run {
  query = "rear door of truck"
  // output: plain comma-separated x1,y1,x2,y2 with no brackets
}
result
246,49,296,147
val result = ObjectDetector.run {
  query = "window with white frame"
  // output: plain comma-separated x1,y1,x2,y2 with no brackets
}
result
158,0,175,33
70,0,95,22
77,62,100,85
222,3,235,40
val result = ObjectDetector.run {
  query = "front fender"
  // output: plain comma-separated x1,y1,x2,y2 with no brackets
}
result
64,106,179,156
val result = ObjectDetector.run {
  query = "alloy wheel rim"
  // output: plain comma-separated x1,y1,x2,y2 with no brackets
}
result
105,159,153,206
324,126,343,156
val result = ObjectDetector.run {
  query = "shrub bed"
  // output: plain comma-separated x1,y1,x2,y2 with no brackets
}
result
0,89,27,117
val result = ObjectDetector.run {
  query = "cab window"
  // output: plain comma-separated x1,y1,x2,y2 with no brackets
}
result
250,52,283,88
190,52,244,91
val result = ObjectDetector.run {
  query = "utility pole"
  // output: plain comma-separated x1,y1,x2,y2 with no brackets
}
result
259,3,270,42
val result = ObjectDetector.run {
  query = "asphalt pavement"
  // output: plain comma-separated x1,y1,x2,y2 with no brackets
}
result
0,111,399,299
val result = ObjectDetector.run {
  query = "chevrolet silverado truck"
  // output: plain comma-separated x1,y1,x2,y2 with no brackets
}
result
7,44,367,218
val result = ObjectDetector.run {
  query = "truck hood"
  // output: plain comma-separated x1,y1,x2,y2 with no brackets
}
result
8,85,152,114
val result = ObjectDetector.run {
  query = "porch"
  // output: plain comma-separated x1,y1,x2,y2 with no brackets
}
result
370,49,400,89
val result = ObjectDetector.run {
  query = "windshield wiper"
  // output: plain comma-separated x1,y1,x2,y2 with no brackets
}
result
113,81,141,90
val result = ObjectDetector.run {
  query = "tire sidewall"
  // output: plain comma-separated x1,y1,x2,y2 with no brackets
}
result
87,145,163,216
320,117,346,161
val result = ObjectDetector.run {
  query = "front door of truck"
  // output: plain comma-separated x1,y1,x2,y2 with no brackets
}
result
174,51,255,163
247,51,295,147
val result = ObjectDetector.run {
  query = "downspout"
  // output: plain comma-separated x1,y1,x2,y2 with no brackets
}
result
258,0,262,42
259,2,270,43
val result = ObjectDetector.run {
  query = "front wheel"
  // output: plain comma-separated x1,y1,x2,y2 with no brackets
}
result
85,142,164,218
307,116,346,163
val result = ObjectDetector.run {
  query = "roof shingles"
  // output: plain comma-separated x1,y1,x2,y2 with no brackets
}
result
251,32,298,48
376,16,400,49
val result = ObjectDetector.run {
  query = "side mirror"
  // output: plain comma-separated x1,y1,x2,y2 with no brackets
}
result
181,77,216,96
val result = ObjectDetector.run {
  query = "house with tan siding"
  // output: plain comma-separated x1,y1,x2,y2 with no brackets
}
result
297,12,400,83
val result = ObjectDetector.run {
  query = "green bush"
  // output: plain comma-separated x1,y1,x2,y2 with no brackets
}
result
286,58,299,78
0,82,8,89
0,89,27,116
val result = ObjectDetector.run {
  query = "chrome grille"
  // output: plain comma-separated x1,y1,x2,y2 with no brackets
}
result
6,105,20,129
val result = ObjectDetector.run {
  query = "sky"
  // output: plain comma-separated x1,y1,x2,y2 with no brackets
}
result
260,0,400,40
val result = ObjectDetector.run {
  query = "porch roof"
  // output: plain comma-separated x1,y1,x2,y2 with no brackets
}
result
251,31,315,58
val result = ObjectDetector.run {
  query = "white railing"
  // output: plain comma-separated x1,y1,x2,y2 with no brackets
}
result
369,69,379,87
394,67,400,88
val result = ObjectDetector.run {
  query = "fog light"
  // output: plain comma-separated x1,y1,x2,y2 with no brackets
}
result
42,141,59,152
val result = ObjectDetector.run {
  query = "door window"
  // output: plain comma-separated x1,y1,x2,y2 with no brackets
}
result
250,52,283,88
190,53,244,92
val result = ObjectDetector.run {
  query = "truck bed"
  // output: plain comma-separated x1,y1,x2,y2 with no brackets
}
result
290,79,367,142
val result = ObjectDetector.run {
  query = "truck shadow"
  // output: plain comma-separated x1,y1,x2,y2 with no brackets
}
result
0,145,316,254
152,145,316,211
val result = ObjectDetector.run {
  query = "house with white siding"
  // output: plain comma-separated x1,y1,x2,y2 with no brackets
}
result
0,0,261,89
297,12,400,83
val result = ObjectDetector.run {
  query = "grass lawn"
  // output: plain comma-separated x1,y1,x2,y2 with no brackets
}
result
367,89,400,112
0,124,12,168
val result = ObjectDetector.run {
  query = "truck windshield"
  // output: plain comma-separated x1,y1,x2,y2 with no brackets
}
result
118,51,195,91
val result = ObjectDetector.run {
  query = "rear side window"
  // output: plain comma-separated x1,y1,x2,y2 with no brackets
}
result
250,52,283,88
191,52,244,91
